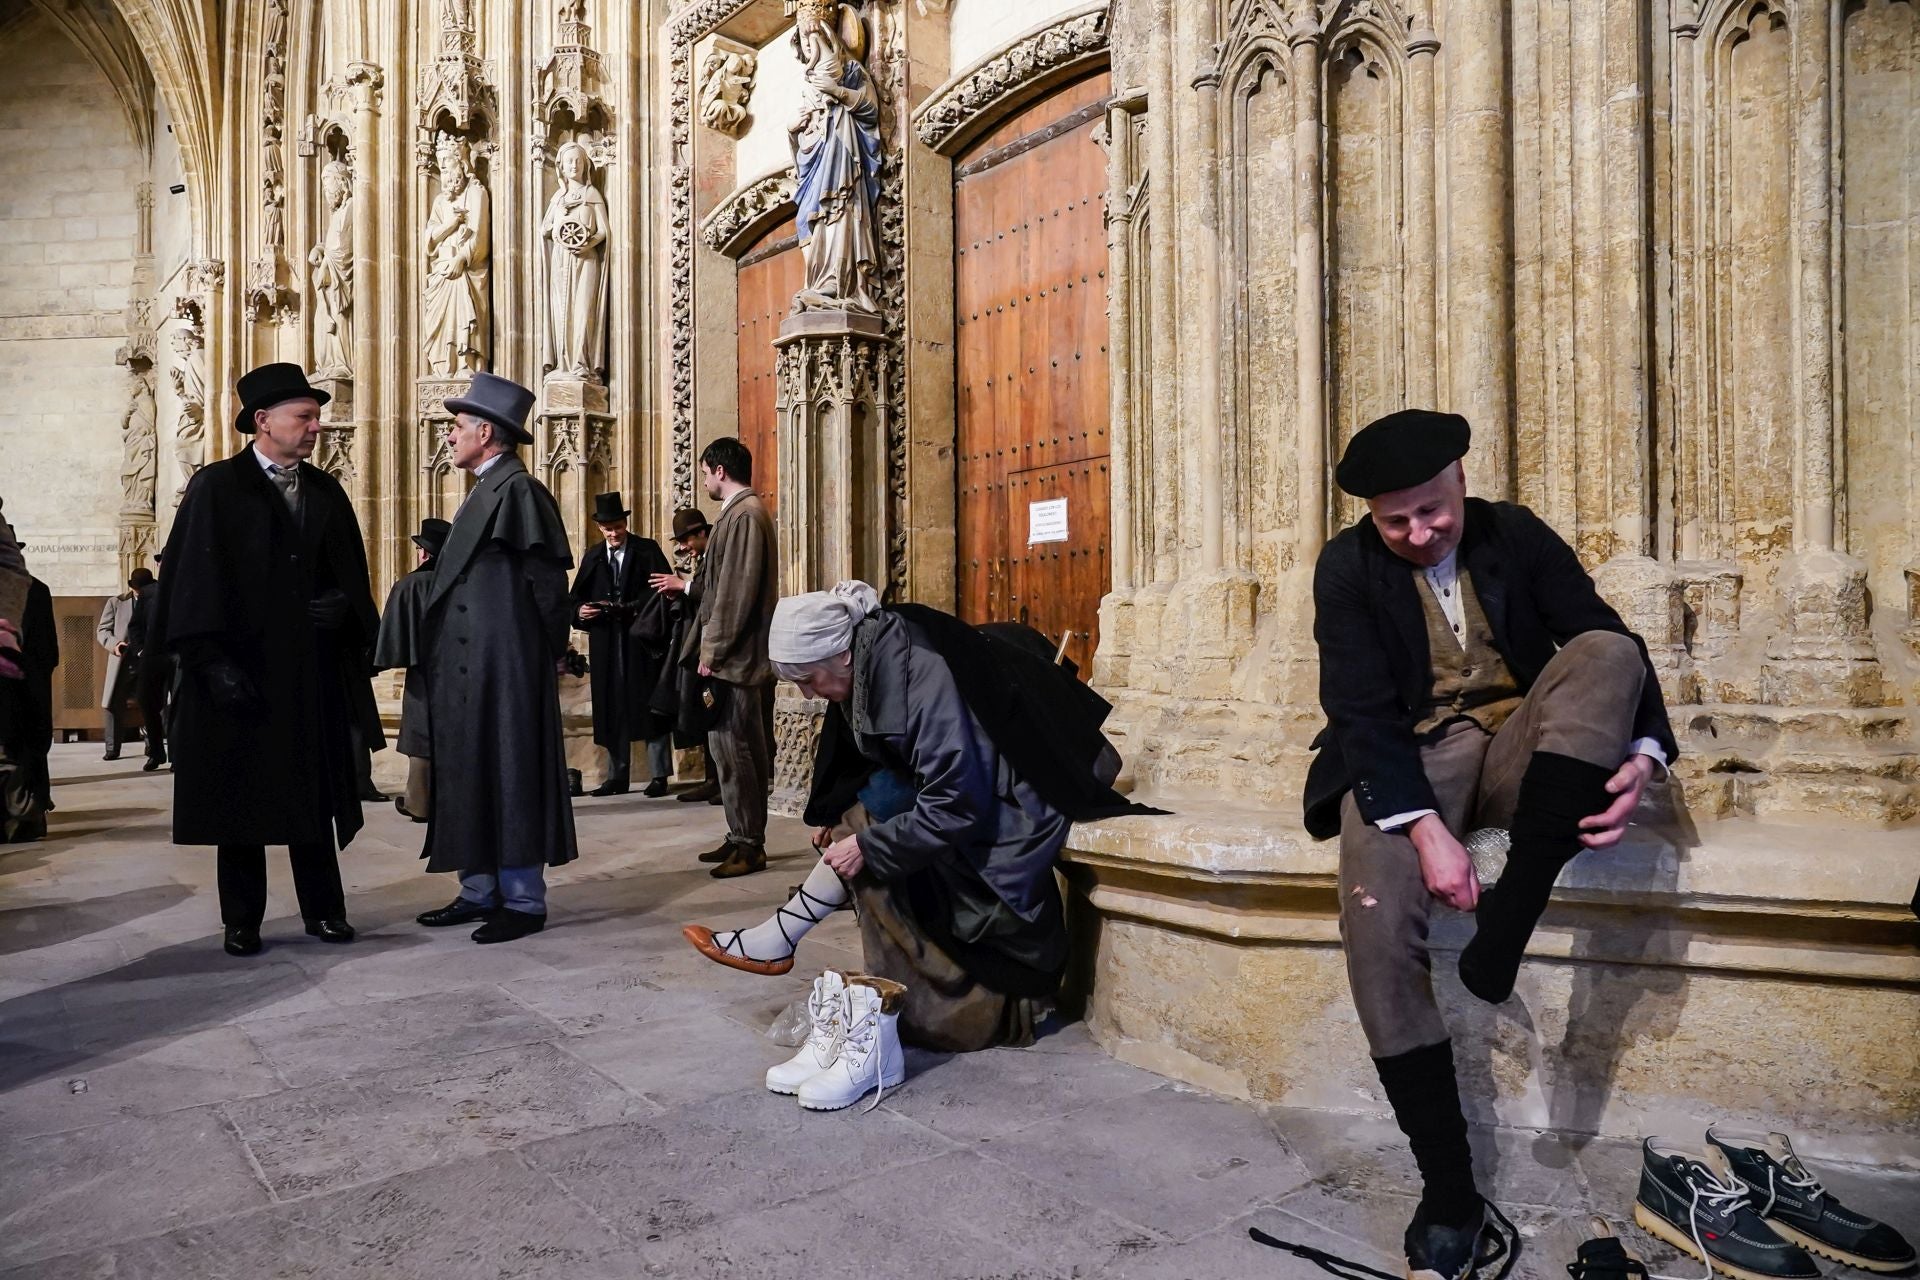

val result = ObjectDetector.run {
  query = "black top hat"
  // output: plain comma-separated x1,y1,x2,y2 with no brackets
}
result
671,508,710,540
591,492,630,525
444,372,536,445
234,362,330,435
411,517,452,559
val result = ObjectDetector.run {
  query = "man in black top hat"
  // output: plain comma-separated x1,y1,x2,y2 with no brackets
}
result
375,517,451,821
651,508,720,804
150,362,380,956
413,373,578,944
569,491,674,796
129,552,171,771
1306,408,1677,1280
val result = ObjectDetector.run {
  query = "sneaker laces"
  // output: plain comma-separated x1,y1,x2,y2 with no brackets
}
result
838,989,892,1114
802,977,845,1067
1650,1162,1756,1280
1757,1156,1825,1217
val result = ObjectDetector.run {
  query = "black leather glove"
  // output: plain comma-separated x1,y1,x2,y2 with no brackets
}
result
202,658,264,717
308,589,349,630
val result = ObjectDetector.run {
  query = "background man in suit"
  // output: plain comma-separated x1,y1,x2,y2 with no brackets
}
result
1306,409,1677,1280
414,373,578,944
651,508,720,807
375,517,449,822
150,363,379,957
571,491,674,796
679,437,776,878
96,568,152,759
126,560,168,770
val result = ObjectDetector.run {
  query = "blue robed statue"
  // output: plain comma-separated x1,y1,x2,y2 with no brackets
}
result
788,0,882,314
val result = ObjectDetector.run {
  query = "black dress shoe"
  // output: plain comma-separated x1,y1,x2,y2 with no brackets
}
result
304,918,356,943
678,781,720,803
589,779,630,797
142,757,163,772
642,777,670,797
103,746,122,761
711,845,767,879
698,839,735,864
473,909,546,944
224,926,262,957
417,898,493,927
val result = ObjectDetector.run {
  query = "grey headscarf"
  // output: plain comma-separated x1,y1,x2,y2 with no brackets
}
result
769,580,881,667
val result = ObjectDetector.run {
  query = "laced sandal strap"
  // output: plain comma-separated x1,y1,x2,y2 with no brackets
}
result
713,929,785,966
772,886,844,950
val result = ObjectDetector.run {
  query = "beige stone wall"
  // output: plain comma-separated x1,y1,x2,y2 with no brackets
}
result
0,10,142,595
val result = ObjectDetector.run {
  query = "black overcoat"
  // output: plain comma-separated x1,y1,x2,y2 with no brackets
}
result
152,446,379,848
374,565,435,758
568,536,671,748
419,454,578,874
1303,498,1678,840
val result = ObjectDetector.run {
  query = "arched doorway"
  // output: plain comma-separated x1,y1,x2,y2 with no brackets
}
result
734,214,803,516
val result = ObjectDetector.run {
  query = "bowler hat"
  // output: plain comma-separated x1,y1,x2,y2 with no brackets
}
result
234,362,330,435
444,372,536,445
1335,409,1471,499
591,492,630,525
671,508,710,540
411,517,452,559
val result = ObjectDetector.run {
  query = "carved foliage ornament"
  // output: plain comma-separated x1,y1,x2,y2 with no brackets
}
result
913,4,1110,154
702,168,798,257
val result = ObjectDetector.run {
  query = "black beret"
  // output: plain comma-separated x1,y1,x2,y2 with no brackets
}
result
1335,409,1471,498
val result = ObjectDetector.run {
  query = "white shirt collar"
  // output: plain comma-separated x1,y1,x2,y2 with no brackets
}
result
473,451,507,478
720,487,747,513
253,446,289,474
1424,548,1459,582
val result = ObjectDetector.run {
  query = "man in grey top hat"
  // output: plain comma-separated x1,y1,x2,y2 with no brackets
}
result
414,373,579,944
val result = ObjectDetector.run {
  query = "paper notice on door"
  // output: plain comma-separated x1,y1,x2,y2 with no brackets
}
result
1028,497,1069,545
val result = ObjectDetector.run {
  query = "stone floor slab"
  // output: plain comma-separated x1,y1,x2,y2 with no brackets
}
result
561,1008,792,1107
0,1022,284,1139
876,1037,1167,1142
237,985,562,1087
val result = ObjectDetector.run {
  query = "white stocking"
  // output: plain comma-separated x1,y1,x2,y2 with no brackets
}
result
712,858,849,963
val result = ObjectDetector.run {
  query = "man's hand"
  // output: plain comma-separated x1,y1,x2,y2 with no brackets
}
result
1409,813,1480,912
577,603,602,622
650,572,686,596
114,642,129,657
698,662,712,678
811,826,835,851
820,833,864,879
1578,755,1657,849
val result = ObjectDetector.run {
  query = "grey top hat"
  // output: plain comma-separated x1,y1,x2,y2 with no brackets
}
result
444,372,535,445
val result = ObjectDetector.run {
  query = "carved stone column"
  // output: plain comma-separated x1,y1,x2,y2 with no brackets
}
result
536,379,615,557
773,310,893,593
1405,17,1441,408
1289,19,1327,557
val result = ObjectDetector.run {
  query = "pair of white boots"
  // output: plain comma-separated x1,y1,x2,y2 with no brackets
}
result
766,970,908,1111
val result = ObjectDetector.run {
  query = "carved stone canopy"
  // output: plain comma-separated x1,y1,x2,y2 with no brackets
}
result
913,3,1110,155
701,167,797,257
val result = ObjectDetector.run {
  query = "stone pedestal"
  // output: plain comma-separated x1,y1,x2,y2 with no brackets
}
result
312,375,358,486
773,309,893,593
536,377,615,557
1593,555,1695,706
1761,549,1883,708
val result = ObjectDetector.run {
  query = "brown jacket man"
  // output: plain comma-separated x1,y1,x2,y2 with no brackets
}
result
682,438,777,876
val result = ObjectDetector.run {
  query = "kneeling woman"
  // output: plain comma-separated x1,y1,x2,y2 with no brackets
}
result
683,581,1139,1063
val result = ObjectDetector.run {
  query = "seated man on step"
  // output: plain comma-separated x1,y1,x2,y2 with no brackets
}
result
683,581,1145,1053
1306,409,1678,1280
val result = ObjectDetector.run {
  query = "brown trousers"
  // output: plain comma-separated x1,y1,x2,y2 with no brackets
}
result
1337,630,1646,1058
708,679,773,850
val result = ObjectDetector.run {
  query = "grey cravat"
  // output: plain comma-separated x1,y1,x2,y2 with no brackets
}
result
269,463,302,517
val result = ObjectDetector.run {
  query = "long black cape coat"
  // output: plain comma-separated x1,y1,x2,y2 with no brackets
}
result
153,446,379,848
374,565,435,758
1303,498,1679,840
418,455,579,874
568,536,671,749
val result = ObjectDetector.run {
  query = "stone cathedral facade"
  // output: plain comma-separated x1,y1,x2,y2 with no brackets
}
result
0,0,1915,1150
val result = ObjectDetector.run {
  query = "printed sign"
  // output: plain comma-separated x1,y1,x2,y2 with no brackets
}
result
1028,497,1069,546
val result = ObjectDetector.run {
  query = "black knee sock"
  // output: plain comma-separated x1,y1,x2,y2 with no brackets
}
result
1375,1039,1481,1227
1459,750,1614,1004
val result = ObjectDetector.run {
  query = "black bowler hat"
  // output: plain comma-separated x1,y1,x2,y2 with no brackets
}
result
1335,409,1472,499
444,372,536,445
411,517,452,559
671,508,710,540
591,492,630,525
234,362,330,435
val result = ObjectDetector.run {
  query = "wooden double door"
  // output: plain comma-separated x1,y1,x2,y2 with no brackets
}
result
953,73,1112,675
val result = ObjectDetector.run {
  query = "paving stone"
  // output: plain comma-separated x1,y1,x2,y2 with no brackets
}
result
501,963,718,1035
1099,1206,1387,1280
876,1038,1166,1142
562,1009,792,1106
223,1040,646,1199
0,1105,270,1268
0,1023,284,1139
238,985,561,1087
981,1083,1316,1242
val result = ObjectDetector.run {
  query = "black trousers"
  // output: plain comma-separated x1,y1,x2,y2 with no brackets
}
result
135,656,171,762
216,842,346,927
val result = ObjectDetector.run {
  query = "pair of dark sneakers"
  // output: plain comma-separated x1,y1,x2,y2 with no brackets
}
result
1635,1127,1915,1280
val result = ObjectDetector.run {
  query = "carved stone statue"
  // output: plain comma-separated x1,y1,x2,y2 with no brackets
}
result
422,133,491,375
539,141,609,383
169,327,207,499
700,48,758,137
310,160,355,378
119,368,157,516
788,0,882,314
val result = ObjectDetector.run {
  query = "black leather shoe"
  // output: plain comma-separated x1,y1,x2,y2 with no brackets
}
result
642,777,670,797
589,779,630,797
698,839,735,864
304,918,356,943
417,898,493,927
678,781,720,803
473,909,546,944
710,845,767,879
142,756,164,772
103,747,121,761
224,926,262,957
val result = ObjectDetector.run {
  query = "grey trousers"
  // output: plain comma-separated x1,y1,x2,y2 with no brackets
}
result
708,679,773,849
1338,631,1646,1058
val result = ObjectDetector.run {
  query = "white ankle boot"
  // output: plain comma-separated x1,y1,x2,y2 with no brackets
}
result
797,976,907,1112
765,970,848,1095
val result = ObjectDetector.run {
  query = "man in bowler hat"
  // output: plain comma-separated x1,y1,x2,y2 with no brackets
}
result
1305,409,1677,1280
570,491,674,796
413,373,578,943
375,517,450,821
149,363,380,956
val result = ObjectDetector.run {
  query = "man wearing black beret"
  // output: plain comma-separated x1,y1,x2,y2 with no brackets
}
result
1306,408,1677,1280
